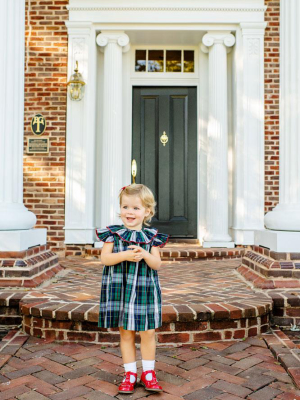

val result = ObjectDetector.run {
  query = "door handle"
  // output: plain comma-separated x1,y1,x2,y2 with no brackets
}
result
131,159,137,183
160,130,168,146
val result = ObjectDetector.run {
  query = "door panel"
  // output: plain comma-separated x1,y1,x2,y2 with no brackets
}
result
132,87,197,238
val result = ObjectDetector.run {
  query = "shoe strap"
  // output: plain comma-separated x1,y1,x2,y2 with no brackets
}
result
124,371,137,378
143,370,158,382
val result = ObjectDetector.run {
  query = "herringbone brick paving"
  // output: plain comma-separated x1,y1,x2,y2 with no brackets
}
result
1,330,300,399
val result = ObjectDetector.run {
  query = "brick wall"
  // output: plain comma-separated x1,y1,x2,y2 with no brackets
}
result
23,0,68,255
264,0,280,213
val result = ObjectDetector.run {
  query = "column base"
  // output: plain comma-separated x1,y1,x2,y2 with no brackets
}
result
255,229,300,252
64,228,95,244
231,228,255,245
0,229,47,251
203,241,235,248
264,204,300,231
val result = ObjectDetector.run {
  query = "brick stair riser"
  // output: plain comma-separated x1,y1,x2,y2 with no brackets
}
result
0,264,63,288
237,265,300,289
0,256,59,278
0,305,23,328
84,249,245,261
22,314,270,344
242,255,300,278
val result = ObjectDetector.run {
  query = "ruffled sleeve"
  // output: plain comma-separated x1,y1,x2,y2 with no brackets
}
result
95,227,114,243
151,232,169,248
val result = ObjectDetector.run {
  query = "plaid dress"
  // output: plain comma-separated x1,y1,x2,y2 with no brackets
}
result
95,224,169,331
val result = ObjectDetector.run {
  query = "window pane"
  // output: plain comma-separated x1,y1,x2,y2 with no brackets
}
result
148,50,164,72
166,50,181,72
135,50,146,71
184,50,194,72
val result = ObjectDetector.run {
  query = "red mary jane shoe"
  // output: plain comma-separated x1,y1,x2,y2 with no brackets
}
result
118,371,137,394
140,370,163,392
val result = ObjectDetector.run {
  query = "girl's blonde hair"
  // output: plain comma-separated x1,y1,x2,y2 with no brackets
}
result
118,183,156,226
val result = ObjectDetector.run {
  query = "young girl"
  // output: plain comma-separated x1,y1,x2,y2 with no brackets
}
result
95,183,169,394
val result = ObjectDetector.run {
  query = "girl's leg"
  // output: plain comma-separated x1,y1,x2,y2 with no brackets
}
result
119,326,136,363
139,329,156,360
139,329,162,390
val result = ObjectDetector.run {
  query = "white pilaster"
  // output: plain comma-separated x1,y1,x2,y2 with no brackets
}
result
0,0,36,231
264,0,300,231
201,31,235,248
64,22,97,244
255,1,300,252
96,31,130,228
0,0,46,251
232,23,266,245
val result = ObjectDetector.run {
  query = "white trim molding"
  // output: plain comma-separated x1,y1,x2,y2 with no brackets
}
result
64,22,98,244
231,22,267,245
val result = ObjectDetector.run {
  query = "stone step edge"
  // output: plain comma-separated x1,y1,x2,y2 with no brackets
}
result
237,264,300,289
262,328,300,389
18,299,272,323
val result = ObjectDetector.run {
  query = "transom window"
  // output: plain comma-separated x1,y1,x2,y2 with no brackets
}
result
135,49,194,73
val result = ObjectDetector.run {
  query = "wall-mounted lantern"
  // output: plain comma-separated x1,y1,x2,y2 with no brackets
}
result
67,61,86,101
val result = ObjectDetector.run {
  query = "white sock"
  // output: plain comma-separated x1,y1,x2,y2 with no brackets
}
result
123,361,137,383
142,359,155,381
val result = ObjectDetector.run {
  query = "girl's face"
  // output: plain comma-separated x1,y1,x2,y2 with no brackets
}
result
120,194,150,231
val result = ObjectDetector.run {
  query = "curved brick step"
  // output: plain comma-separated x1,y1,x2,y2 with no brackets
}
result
19,298,271,345
0,257,272,345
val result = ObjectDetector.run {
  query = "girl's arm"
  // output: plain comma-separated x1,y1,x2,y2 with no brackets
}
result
101,242,126,265
143,246,162,271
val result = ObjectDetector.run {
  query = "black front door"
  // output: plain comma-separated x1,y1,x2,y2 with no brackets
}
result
132,86,197,238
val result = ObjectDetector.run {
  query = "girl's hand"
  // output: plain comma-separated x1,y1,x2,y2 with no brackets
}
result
127,245,147,262
123,246,141,262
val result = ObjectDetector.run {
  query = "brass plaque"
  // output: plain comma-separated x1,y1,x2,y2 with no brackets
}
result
30,114,46,136
27,137,49,154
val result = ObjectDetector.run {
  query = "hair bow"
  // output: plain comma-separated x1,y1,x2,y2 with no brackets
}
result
120,185,130,192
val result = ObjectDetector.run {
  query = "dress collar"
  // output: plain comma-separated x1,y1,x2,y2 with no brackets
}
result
106,224,158,244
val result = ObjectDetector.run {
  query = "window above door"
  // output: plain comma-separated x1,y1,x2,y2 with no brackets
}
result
131,45,198,78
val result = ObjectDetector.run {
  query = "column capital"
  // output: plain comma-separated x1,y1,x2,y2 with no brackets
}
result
96,31,130,53
202,31,235,48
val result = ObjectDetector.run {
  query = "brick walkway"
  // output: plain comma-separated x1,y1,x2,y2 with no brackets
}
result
1,329,300,399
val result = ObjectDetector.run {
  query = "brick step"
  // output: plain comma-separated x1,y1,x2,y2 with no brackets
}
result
86,246,246,261
0,245,64,288
238,249,300,289
18,298,271,345
268,290,300,327
0,256,272,346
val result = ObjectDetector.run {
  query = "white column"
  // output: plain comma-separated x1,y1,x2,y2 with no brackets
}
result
0,0,46,251
255,1,300,252
64,22,97,244
201,31,235,248
232,23,267,245
96,31,130,228
264,1,300,231
0,0,36,230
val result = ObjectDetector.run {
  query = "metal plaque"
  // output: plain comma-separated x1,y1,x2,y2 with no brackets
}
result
27,137,49,154
30,114,46,136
